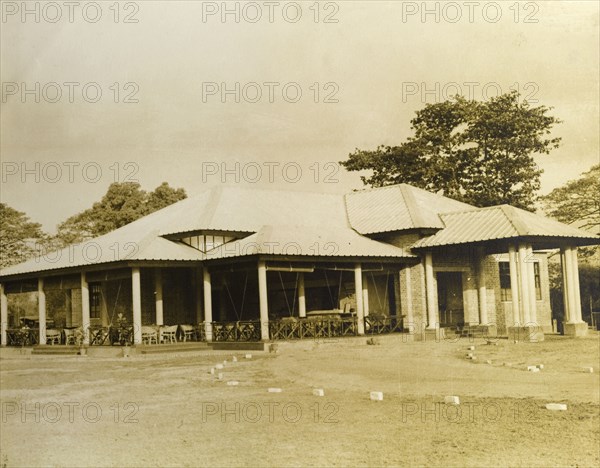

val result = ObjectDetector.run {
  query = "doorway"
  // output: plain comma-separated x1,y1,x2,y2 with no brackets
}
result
436,272,464,327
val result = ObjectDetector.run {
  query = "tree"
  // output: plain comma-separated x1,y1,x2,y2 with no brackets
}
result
0,204,46,268
146,182,187,213
540,165,599,234
542,166,600,325
340,92,561,210
54,182,187,245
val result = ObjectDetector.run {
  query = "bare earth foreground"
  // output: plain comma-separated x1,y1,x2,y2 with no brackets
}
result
1,334,598,468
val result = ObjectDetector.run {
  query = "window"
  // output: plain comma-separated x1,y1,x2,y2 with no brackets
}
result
533,262,542,300
180,234,236,252
90,283,101,319
499,262,511,301
498,261,542,301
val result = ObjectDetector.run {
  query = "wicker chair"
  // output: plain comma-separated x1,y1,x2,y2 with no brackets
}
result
45,329,61,345
179,324,196,342
64,328,77,345
160,325,178,344
141,326,158,344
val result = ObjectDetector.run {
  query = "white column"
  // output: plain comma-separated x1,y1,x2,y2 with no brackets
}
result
38,278,46,345
195,267,203,323
424,252,437,330
258,260,270,341
203,268,213,341
570,247,583,322
354,263,365,335
517,243,531,325
560,248,570,322
1,284,8,346
564,247,577,324
477,249,488,325
298,273,306,318
362,273,370,318
132,268,142,345
155,269,164,326
404,267,414,327
81,273,90,345
508,244,520,326
526,245,537,325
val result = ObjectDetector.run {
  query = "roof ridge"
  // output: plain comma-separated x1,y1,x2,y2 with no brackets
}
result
499,205,530,236
203,186,224,228
438,204,500,218
399,185,422,228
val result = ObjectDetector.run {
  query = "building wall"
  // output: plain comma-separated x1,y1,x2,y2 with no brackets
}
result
385,233,426,331
485,253,552,334
399,263,427,331
382,234,553,335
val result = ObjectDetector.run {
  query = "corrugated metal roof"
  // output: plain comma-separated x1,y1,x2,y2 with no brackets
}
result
0,186,406,278
202,225,414,260
2,184,598,279
345,184,475,234
412,205,600,248
0,229,204,277
158,186,349,236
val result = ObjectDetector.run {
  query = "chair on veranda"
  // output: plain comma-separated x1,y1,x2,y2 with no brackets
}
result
46,329,62,345
141,326,158,345
64,328,77,345
160,325,178,344
179,324,196,342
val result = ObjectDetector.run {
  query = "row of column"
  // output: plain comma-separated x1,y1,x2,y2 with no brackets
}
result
560,246,584,324
0,269,149,346
507,243,538,326
202,261,369,342
2,261,387,346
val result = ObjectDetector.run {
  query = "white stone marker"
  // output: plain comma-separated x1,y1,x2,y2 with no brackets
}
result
268,387,282,393
537,364,544,370
486,360,492,365
223,360,227,365
467,346,475,351
217,372,223,380
466,353,473,358
312,389,325,397
583,367,594,373
216,364,223,369
227,381,239,386
444,396,460,405
370,391,384,401
245,354,252,359
545,403,567,411
527,366,540,373
232,356,238,362
210,368,215,375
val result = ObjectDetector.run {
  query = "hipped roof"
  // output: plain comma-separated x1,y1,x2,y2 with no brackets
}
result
1,184,598,280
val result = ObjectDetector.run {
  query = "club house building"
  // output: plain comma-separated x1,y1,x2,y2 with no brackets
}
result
1,184,598,348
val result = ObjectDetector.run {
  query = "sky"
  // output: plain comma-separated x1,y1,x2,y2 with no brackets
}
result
1,0,599,233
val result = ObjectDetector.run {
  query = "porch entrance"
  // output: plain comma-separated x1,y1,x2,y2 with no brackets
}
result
436,272,464,327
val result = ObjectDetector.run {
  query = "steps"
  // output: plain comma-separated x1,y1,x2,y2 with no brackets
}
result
138,342,211,354
208,342,268,351
29,341,264,356
32,345,81,355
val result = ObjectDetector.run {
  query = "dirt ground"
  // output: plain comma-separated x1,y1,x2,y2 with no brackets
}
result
0,333,598,467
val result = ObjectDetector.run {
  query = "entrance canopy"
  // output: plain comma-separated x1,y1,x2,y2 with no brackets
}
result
411,204,599,251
